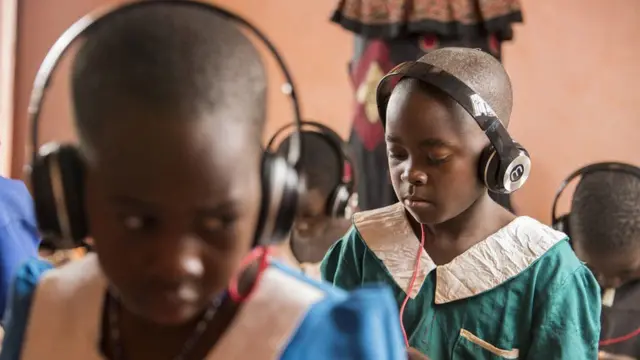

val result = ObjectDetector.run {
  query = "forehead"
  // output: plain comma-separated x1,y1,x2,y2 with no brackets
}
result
385,83,483,145
89,115,261,198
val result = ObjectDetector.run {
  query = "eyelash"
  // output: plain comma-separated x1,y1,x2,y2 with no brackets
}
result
388,152,449,166
426,155,449,165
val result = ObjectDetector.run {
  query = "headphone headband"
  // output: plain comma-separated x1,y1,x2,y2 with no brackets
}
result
28,0,302,169
551,162,640,223
376,61,523,182
267,120,354,185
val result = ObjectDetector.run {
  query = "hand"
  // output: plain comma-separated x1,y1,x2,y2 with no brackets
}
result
407,347,430,360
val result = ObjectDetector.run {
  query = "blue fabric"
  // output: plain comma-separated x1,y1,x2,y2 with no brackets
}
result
0,177,40,321
1,259,406,360
272,262,406,360
0,258,53,359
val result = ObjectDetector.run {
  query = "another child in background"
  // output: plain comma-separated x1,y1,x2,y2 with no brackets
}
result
0,177,40,322
0,3,406,359
568,168,640,359
272,125,355,279
322,48,601,359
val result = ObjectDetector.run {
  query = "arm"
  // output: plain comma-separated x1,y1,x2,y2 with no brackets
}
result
0,220,40,319
528,265,601,360
0,259,53,360
319,227,365,290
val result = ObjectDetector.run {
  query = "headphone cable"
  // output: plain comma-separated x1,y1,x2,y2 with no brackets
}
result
399,223,426,347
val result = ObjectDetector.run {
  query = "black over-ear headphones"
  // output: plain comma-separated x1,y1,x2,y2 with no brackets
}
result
27,0,304,250
267,121,358,219
376,61,531,194
551,162,640,239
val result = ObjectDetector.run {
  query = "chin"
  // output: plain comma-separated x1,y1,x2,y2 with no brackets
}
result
125,294,203,326
404,205,443,225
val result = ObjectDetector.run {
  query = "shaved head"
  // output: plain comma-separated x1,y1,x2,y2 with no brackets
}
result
72,3,267,156
416,47,513,127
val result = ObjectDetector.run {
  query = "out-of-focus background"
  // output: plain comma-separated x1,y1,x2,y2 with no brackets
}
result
1,0,639,223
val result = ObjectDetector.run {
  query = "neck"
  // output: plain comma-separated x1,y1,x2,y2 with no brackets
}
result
413,192,515,249
271,238,301,269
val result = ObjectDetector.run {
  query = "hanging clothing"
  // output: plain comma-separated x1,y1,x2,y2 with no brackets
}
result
331,0,522,42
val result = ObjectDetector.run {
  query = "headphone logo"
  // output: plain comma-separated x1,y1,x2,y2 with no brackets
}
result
470,94,496,117
510,164,525,182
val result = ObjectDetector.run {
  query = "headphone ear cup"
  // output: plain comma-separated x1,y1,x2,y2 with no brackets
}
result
255,152,299,247
479,143,531,194
31,144,87,250
553,214,571,239
327,185,351,219
479,145,500,192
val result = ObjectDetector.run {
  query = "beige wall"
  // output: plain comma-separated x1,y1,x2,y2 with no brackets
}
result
10,0,640,223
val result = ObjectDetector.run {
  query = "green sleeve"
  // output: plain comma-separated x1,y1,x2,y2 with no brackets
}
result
320,226,366,290
528,265,601,359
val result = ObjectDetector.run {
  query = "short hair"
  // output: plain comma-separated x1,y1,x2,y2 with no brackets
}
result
71,3,266,150
415,47,513,127
570,170,640,253
276,132,343,198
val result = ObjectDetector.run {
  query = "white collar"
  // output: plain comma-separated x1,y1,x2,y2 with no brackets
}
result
353,203,567,303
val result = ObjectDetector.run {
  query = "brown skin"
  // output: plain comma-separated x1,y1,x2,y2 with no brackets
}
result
385,81,514,265
85,113,262,359
573,242,640,289
274,188,351,266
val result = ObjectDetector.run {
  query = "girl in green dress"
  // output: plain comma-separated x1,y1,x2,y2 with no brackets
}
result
322,47,601,359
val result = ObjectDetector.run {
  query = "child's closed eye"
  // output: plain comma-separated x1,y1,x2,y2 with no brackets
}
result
119,214,157,232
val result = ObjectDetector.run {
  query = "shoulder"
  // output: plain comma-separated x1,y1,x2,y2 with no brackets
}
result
280,264,405,359
7,257,54,302
353,202,405,234
0,258,53,359
7,254,105,318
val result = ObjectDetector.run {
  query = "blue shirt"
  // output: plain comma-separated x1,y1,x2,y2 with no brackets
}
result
0,177,39,321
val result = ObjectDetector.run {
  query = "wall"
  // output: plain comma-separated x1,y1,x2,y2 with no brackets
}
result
10,0,640,223
0,0,17,176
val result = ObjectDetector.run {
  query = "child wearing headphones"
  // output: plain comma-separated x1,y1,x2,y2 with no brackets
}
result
321,47,601,359
0,3,407,360
271,125,356,280
560,165,640,359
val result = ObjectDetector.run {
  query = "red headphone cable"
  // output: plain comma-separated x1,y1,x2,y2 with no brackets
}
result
599,327,640,347
228,246,271,303
399,224,426,347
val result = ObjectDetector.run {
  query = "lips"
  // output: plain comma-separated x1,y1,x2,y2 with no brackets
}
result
403,195,433,209
405,196,429,202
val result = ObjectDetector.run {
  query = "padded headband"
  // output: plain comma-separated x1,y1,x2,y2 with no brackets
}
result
376,61,522,178
27,0,303,170
551,162,640,224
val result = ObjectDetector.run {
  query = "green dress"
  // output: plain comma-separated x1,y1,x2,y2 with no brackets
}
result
321,202,601,359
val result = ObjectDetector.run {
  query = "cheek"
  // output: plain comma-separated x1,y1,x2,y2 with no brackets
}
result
431,159,482,201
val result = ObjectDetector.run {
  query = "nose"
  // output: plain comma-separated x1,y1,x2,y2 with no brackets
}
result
147,233,204,281
401,166,428,186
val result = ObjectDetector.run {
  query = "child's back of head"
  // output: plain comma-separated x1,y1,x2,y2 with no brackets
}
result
276,130,352,263
570,169,640,289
